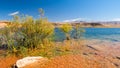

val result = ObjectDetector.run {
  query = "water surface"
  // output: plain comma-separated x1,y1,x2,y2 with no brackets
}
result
55,28,120,42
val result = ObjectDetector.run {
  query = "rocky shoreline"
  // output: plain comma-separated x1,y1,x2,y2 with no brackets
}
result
84,39,120,68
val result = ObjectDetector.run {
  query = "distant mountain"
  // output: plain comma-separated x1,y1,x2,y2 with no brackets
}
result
68,20,120,24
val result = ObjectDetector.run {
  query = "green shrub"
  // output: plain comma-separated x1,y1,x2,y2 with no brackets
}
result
0,14,55,57
0,9,76,58
21,17,54,50
73,24,85,39
60,23,72,40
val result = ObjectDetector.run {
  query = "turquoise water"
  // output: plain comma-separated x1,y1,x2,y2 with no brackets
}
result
84,28,120,42
55,28,120,42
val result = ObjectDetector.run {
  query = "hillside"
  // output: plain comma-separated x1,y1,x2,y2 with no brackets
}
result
1,20,120,28
52,21,120,28
0,21,8,28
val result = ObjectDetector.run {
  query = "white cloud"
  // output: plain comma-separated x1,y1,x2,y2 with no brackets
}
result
63,18,85,22
112,18,120,21
8,11,19,16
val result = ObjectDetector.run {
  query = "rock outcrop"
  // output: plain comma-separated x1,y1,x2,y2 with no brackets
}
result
0,22,7,28
15,56,48,68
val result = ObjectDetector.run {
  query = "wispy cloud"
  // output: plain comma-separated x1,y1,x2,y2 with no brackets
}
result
63,18,85,22
8,11,19,16
112,18,120,21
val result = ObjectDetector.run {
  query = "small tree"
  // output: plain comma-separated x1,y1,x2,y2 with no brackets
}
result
73,24,85,39
60,23,72,40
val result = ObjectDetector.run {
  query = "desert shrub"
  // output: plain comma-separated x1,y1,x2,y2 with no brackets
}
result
0,9,75,58
73,24,85,39
0,15,27,56
60,23,73,40
0,14,55,57
21,17,54,50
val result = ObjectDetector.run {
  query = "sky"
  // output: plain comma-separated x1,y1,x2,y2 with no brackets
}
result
0,0,120,22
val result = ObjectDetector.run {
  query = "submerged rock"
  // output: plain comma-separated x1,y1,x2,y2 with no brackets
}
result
15,56,47,68
86,45,98,51
116,56,120,60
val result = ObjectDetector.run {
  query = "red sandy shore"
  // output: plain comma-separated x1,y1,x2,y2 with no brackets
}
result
23,40,120,68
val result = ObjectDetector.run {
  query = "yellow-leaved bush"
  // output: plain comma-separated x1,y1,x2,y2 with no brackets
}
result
21,16,55,50
60,23,72,40
0,15,55,57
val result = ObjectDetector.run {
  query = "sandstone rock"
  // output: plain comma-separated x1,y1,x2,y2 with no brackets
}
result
15,56,47,68
0,22,7,28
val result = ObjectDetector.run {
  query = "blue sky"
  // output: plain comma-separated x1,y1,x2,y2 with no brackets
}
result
0,0,120,22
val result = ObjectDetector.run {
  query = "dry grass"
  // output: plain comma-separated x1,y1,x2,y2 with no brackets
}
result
0,56,19,68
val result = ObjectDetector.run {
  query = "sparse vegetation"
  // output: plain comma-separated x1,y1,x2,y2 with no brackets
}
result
0,0,118,68
73,24,85,39
0,16,56,57
0,9,86,68
60,23,73,40
0,9,77,58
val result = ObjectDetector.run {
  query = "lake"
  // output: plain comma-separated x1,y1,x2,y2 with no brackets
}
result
54,28,120,42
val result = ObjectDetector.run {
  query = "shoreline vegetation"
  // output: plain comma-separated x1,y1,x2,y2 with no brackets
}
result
0,10,120,68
